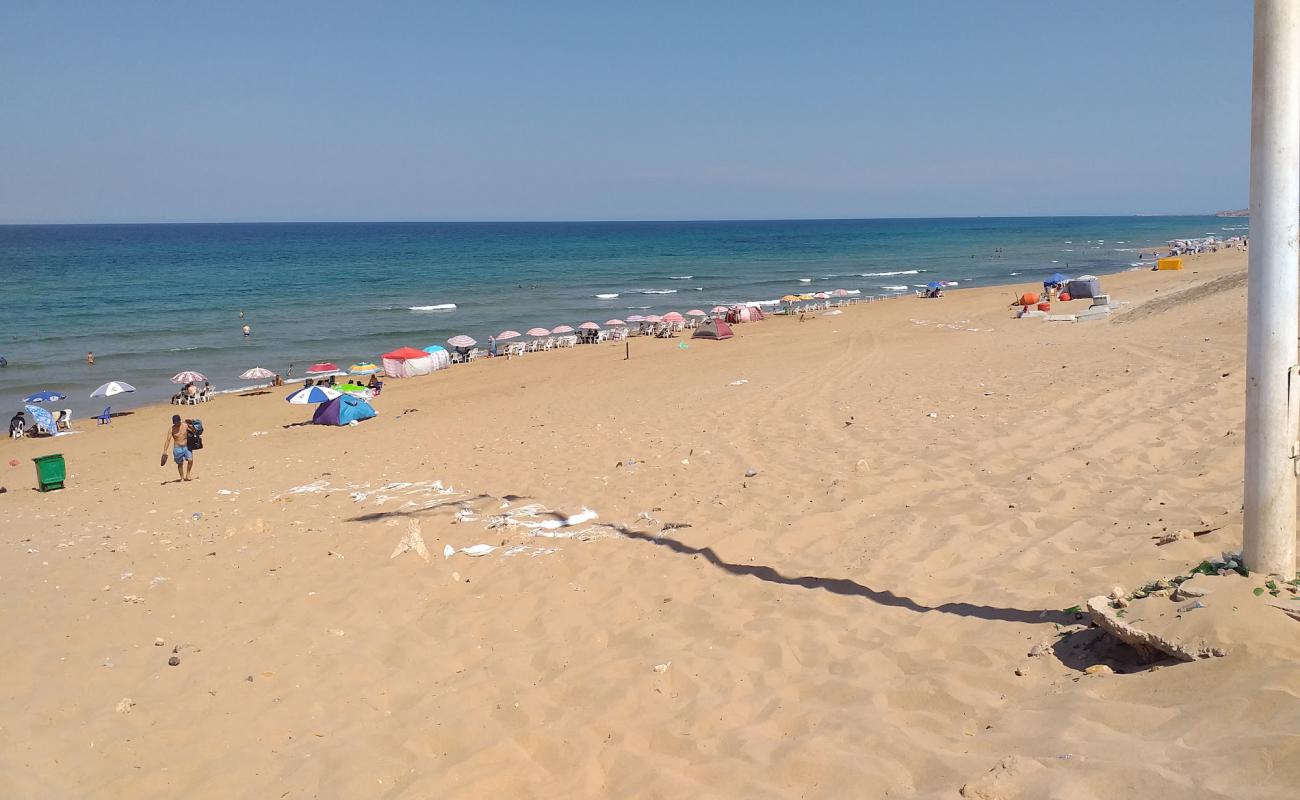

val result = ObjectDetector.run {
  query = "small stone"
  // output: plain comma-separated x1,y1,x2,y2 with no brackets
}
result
1210,647,1228,657
1108,586,1125,601
1113,597,1129,609
1156,529,1193,545
1007,503,1017,509
1027,643,1048,657
652,661,671,673
167,656,180,667
1084,664,1114,676
154,637,165,647
115,698,135,714
1178,600,1207,613
744,468,758,478
1014,666,1028,677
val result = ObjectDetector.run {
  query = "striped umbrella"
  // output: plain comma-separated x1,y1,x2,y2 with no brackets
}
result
625,314,645,323
814,292,829,300
90,381,136,398
285,386,340,405
170,371,206,384
239,367,276,380
662,312,685,322
305,363,338,375
578,322,600,330
710,306,729,313
550,325,575,335
447,335,477,348
643,314,663,323
831,289,850,297
349,363,379,375
526,328,551,337
686,309,707,317
496,330,522,341
604,319,626,326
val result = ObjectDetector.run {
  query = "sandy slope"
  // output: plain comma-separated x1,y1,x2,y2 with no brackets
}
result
3,246,1299,799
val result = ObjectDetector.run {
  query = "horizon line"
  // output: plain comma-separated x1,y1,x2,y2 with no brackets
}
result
0,211,1242,227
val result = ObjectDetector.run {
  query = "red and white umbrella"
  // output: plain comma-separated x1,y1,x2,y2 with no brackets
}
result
496,330,522,341
643,314,663,323
550,325,575,334
578,322,600,330
447,335,477,348
626,314,646,323
170,371,206,384
240,367,276,380
686,309,707,317
604,319,626,326
709,306,729,313
306,362,338,375
814,292,829,300
526,327,552,337
831,289,850,297
661,311,685,322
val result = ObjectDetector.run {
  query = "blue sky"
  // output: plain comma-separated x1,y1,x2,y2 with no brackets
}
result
0,1,1251,223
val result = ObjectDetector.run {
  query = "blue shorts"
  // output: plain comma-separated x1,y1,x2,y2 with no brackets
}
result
173,446,193,464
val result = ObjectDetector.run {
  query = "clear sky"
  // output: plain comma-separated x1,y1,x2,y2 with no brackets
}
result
0,1,1251,223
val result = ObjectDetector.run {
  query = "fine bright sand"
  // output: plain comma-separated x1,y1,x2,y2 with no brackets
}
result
3,248,1300,799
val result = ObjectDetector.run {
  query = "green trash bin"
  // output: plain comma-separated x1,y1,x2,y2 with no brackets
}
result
33,454,66,492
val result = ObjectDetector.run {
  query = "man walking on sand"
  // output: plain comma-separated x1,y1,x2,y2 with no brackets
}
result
163,414,194,482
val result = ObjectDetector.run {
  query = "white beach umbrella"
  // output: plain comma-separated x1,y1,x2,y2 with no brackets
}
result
550,325,575,334
240,367,276,380
170,371,206,384
90,381,136,398
447,335,477,348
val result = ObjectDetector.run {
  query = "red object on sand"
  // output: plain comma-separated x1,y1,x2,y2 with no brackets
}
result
1037,302,1051,312
1059,292,1072,302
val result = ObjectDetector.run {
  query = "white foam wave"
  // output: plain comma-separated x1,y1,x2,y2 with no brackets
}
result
409,303,457,312
798,278,812,283
668,275,693,280
860,269,920,277
594,293,619,299
641,289,677,295
625,305,652,310
168,346,200,352
881,285,909,291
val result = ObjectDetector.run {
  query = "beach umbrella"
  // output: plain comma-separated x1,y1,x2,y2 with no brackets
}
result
447,335,477,348
25,404,56,433
239,367,276,380
604,319,626,326
23,389,67,403
643,314,663,323
526,327,551,337
550,325,575,335
1044,273,1069,286
686,309,707,317
831,289,850,297
780,295,800,303
496,330,522,341
89,381,136,398
626,314,645,323
170,371,205,384
711,305,730,313
578,322,600,331
335,383,369,393
662,311,685,322
349,363,379,374
285,386,340,405
798,293,814,301
926,281,944,290
813,292,829,300
305,362,338,375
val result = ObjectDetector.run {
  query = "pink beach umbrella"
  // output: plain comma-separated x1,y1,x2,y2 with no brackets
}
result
686,309,707,317
496,330,522,341
170,370,206,384
831,289,850,297
526,327,551,337
604,319,626,326
578,322,600,330
447,335,477,348
550,324,575,334
239,367,276,380
813,292,829,300
625,314,645,323
661,311,685,322
305,362,338,375
643,314,663,323
709,306,728,314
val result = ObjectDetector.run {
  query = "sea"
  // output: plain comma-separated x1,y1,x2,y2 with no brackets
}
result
0,216,1246,415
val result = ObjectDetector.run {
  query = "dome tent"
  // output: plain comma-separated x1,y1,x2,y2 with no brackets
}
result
692,318,735,340
312,394,377,426
422,345,452,371
382,346,434,378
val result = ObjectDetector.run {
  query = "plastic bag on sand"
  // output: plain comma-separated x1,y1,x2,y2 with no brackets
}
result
443,543,496,558
524,509,598,531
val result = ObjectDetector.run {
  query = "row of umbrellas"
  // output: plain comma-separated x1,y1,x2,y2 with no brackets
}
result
468,310,720,345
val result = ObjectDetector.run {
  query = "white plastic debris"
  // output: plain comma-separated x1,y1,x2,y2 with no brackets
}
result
653,661,671,673
390,520,430,561
728,379,748,386
524,508,598,531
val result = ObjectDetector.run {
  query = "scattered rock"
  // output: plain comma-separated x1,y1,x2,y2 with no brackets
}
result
1156,528,1194,545
154,637,165,647
1084,664,1114,676
1027,643,1048,658
744,468,758,478
168,656,181,667
1087,595,1224,662
115,698,135,714
652,661,671,673
1108,586,1125,601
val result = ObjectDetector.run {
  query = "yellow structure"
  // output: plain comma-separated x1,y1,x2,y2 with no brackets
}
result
1156,257,1184,270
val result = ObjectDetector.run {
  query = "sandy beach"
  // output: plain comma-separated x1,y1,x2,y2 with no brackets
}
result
3,247,1299,798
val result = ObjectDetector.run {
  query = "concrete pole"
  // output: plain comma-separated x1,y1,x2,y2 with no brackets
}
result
1244,0,1300,576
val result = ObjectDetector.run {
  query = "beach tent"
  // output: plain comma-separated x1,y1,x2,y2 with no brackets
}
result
421,345,452,370
1066,276,1101,298
693,319,735,340
1156,257,1184,271
381,346,434,378
311,394,377,426
748,305,766,321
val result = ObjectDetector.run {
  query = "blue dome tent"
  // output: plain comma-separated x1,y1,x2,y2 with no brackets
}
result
312,394,377,426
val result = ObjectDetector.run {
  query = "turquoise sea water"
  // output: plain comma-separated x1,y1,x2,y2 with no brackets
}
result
0,216,1244,414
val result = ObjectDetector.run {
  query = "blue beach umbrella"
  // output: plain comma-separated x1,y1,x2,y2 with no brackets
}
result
24,390,66,403
1044,273,1069,287
926,281,944,290
25,404,57,433
285,386,341,405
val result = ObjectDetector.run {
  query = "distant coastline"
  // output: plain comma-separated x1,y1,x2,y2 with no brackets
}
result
1215,209,1249,217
